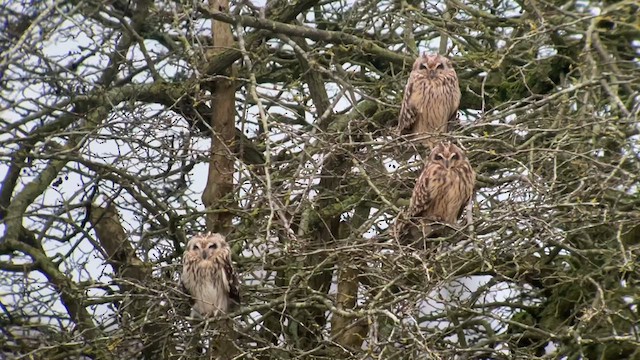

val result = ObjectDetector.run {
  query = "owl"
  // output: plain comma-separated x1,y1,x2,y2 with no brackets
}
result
394,141,475,243
397,53,461,148
181,232,240,317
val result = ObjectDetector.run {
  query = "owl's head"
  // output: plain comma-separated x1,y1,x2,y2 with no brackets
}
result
429,142,467,169
412,53,455,79
185,232,229,262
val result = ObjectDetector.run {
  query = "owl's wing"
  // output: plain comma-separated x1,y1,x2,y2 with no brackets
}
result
455,165,475,220
456,199,469,221
456,175,472,220
446,79,461,131
447,110,460,132
407,162,434,218
392,163,435,244
225,255,241,305
179,278,195,315
397,80,417,134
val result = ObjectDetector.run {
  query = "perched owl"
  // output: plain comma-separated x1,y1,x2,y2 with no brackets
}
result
394,141,475,243
181,232,240,317
397,53,461,148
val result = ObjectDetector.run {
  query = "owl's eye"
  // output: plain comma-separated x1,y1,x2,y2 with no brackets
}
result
434,154,444,161
209,243,218,249
436,63,444,69
451,153,459,160
192,245,200,251
420,63,428,70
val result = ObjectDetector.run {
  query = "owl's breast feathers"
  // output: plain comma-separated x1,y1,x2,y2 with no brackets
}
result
182,259,238,316
419,167,470,224
407,76,460,136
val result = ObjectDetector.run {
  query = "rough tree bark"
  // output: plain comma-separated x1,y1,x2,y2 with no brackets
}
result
332,204,371,349
202,0,237,235
88,204,168,359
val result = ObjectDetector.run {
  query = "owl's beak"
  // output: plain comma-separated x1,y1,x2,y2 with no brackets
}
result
429,70,436,78
201,251,208,260
444,159,450,168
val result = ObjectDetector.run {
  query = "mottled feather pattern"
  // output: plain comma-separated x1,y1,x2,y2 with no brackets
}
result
395,142,475,242
181,233,240,317
397,54,461,148
408,158,474,224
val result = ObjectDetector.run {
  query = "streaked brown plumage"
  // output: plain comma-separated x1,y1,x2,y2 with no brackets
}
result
181,232,240,317
397,53,461,148
394,142,475,243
